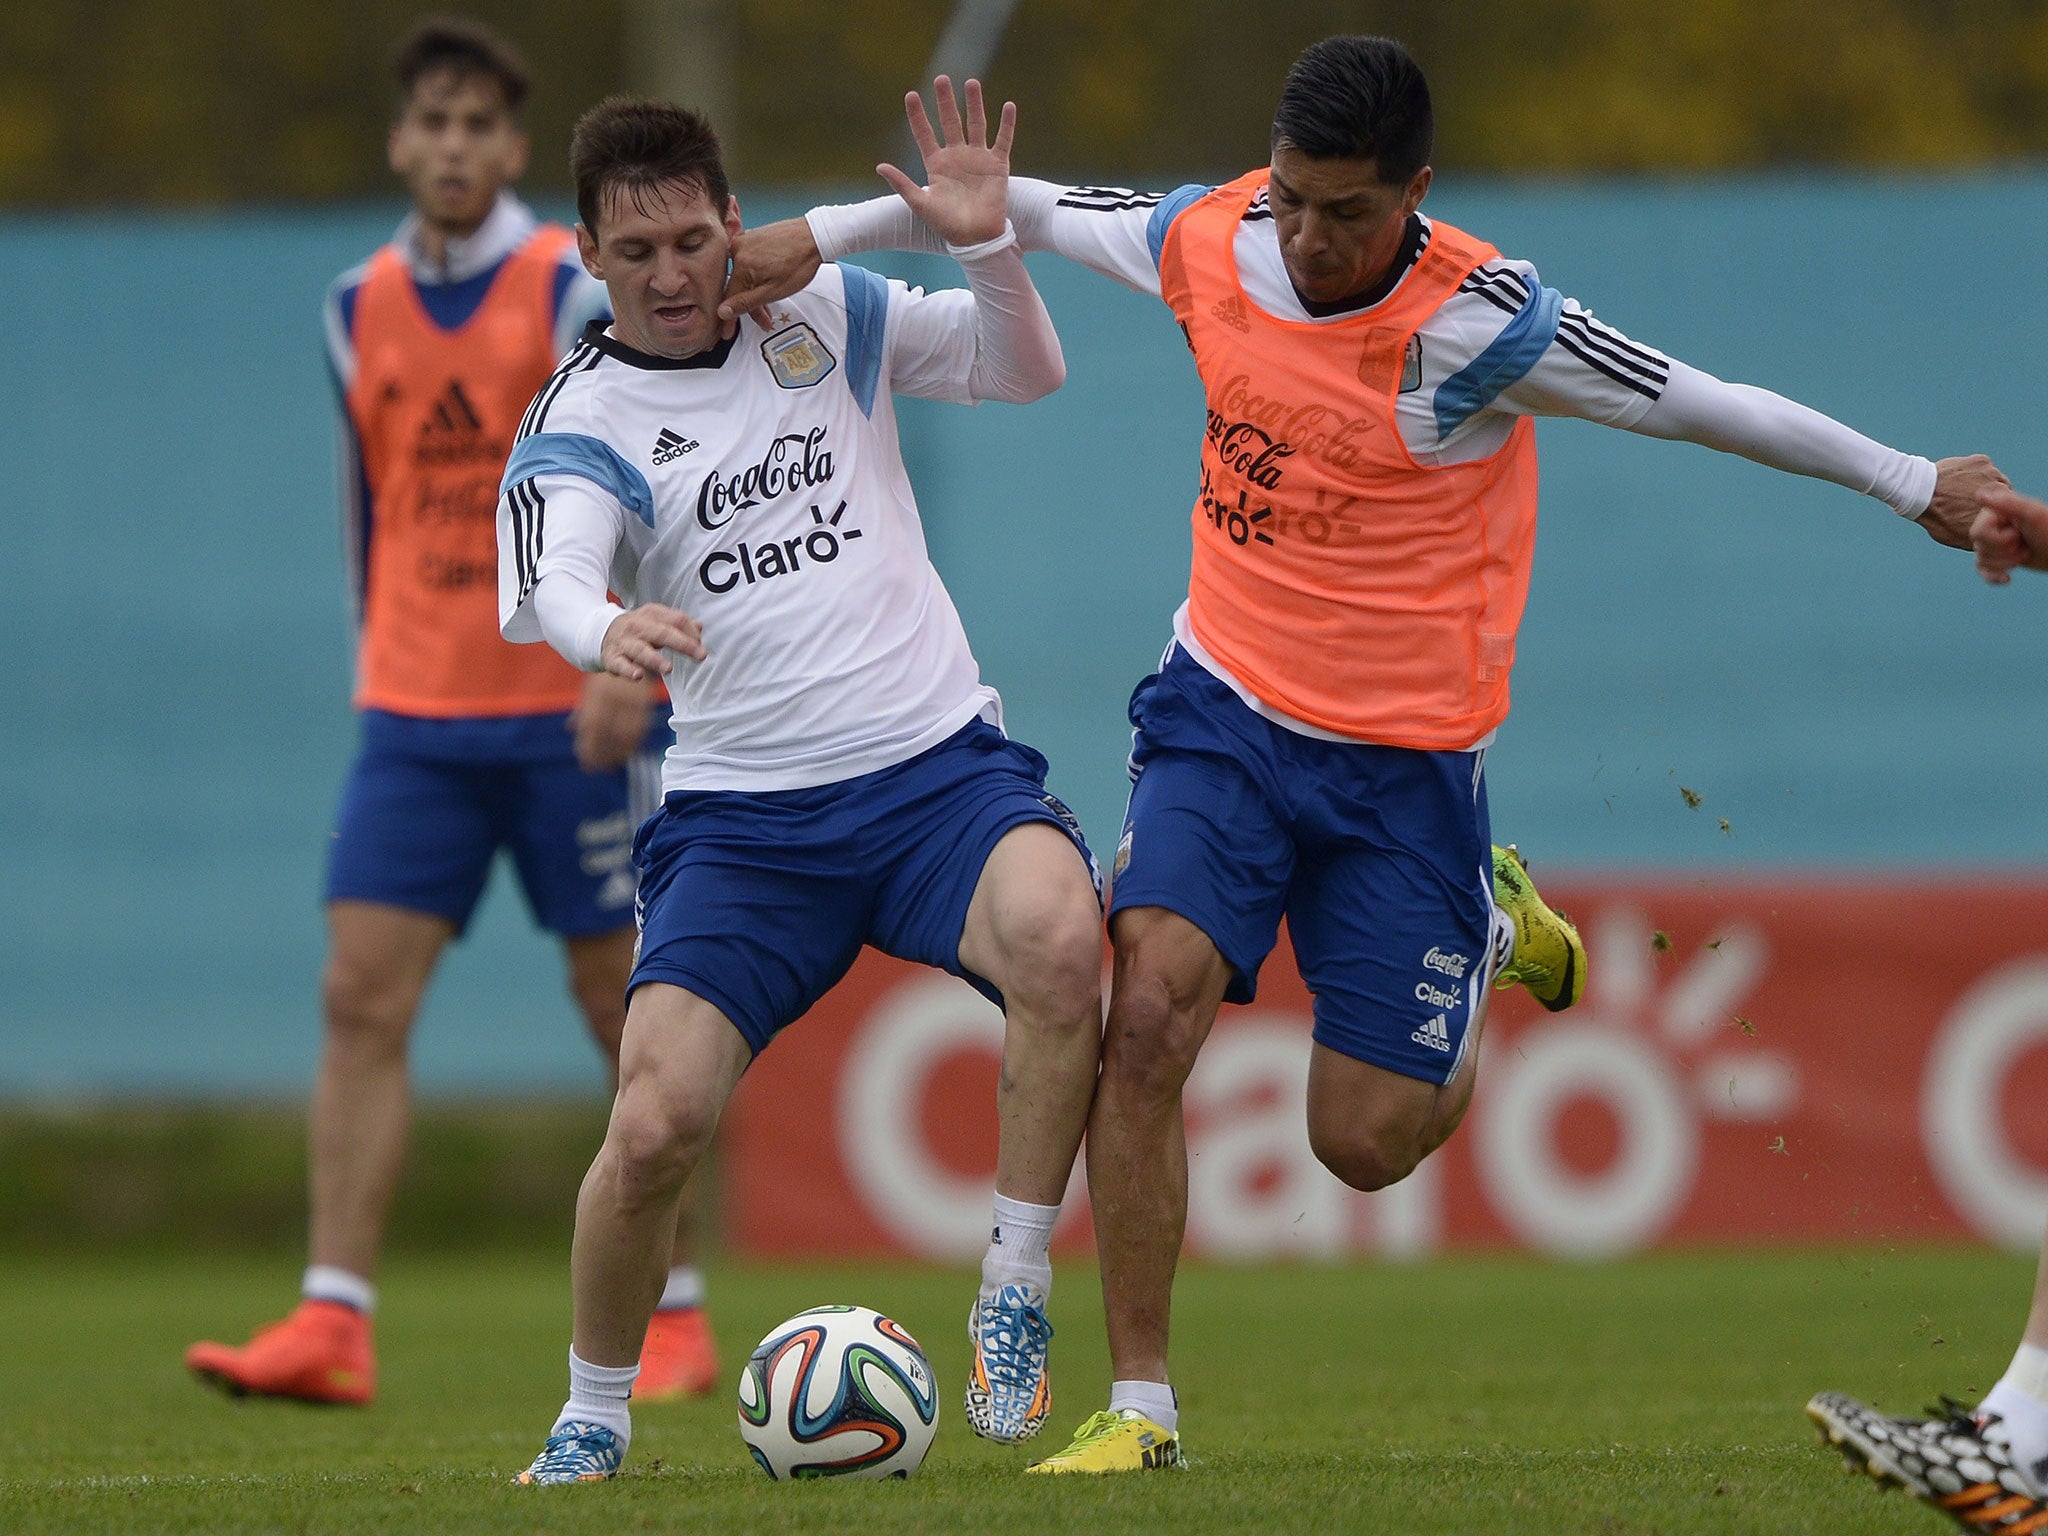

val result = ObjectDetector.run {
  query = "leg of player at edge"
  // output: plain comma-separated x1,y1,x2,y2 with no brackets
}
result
1805,490,2048,1533
1806,1219,2048,1531
1028,847,1583,1475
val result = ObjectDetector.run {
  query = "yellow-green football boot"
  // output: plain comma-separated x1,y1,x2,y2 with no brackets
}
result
1026,1410,1182,1474
1491,843,1586,1012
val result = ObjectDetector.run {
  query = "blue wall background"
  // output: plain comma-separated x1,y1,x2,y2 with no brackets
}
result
4,176,2046,1096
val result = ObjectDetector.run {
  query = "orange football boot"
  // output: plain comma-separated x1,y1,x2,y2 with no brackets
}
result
635,1306,721,1401
185,1299,375,1405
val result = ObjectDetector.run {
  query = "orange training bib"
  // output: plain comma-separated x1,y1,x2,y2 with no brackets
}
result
344,226,589,718
1159,171,1540,749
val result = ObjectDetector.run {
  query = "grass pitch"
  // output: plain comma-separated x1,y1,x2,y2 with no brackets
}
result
0,1247,2027,1533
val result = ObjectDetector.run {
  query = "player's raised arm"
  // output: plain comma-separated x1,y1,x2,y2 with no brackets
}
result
781,173,1174,303
871,77,1064,406
722,83,1174,320
875,76,1011,246
719,74,1017,320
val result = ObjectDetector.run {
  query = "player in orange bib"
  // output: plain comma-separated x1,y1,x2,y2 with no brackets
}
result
184,18,716,1408
728,41,2011,1470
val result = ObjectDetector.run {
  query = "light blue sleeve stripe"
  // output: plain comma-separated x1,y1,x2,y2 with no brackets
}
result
1432,278,1565,440
501,432,656,529
1146,184,1213,271
839,262,890,418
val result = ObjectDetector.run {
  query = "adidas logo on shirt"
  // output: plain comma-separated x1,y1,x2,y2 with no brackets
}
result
421,379,484,435
1210,293,1251,332
1410,1013,1453,1052
414,380,498,466
652,427,699,465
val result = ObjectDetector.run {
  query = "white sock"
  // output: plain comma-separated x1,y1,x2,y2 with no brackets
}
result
557,1347,638,1448
1982,1342,2048,1493
302,1265,375,1315
982,1193,1058,1297
656,1265,705,1312
1109,1378,1178,1432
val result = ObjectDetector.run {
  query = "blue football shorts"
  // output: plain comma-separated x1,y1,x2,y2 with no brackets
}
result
1107,644,1503,1087
628,717,1100,1056
324,707,670,938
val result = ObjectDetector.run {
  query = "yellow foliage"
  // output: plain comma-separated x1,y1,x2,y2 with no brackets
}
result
0,0,2043,205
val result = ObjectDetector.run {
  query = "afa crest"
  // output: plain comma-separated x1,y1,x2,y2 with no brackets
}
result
762,323,837,390
1400,333,1423,394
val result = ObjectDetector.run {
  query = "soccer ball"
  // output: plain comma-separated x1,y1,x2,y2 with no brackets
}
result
737,1304,939,1479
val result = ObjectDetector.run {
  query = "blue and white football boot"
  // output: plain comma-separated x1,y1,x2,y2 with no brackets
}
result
965,1282,1054,1443
514,1420,624,1485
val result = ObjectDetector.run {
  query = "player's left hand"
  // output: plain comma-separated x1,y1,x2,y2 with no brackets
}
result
571,671,655,772
1917,454,2011,551
877,76,1015,248
721,219,822,325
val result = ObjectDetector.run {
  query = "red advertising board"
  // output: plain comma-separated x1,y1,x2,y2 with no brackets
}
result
721,877,2048,1260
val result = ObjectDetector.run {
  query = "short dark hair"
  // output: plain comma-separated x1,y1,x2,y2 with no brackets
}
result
570,96,732,240
392,17,531,117
1272,36,1433,184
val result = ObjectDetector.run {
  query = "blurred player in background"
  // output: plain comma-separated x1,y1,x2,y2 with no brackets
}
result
1805,483,2048,1534
727,36,2011,1473
184,17,717,1409
502,85,1101,1484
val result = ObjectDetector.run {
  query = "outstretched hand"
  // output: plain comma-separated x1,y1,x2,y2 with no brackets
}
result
1917,454,2010,551
876,75,1016,247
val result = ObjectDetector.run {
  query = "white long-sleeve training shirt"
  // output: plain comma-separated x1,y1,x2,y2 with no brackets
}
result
806,178,1937,514
497,227,1067,793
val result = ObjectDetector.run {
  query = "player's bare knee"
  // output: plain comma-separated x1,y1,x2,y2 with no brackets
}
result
319,953,415,1051
994,886,1102,1028
1310,1123,1424,1193
1101,982,1204,1104
607,1095,711,1206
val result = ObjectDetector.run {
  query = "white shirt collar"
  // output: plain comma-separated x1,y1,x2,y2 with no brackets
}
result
392,192,539,285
